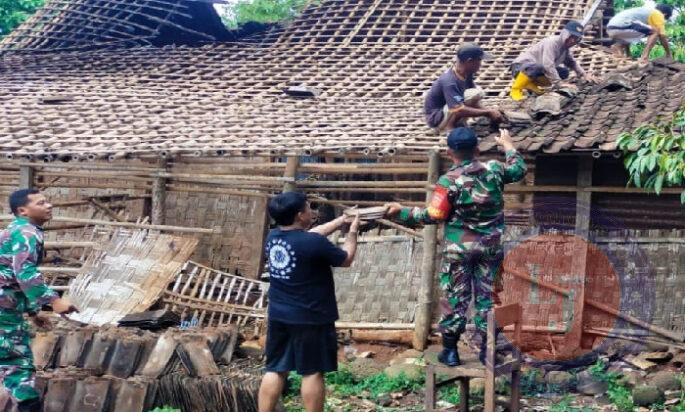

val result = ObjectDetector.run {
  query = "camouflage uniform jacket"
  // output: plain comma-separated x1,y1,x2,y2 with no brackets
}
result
398,150,527,256
0,217,58,314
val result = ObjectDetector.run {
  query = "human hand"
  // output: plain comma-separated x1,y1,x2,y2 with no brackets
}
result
31,312,53,330
494,129,515,152
349,213,360,234
488,110,505,123
384,202,403,218
52,297,79,315
584,74,600,83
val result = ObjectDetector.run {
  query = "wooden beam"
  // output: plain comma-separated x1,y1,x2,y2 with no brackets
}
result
585,299,685,342
44,241,95,249
151,159,168,225
89,199,128,223
19,166,34,189
0,215,216,234
569,156,593,352
414,150,440,350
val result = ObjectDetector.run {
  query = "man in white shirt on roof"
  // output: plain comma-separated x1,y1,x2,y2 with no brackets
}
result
607,4,673,63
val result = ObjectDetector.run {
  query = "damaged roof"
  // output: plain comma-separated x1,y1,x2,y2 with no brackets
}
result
0,0,680,161
479,59,685,153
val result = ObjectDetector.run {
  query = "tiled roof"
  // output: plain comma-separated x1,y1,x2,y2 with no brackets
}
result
0,0,677,161
481,59,685,153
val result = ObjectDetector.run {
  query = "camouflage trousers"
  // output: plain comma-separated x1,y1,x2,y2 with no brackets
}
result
0,312,38,403
438,244,504,336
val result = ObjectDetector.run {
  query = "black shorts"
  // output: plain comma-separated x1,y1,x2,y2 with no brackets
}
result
264,320,338,376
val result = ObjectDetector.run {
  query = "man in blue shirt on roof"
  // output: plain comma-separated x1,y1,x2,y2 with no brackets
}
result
424,43,505,134
258,192,360,412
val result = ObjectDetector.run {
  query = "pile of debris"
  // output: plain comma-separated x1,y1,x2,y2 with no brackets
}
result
11,321,261,412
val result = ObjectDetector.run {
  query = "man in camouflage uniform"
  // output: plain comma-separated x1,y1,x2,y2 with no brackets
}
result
0,189,77,411
387,128,526,366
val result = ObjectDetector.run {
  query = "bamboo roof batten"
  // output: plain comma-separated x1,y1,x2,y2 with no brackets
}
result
0,0,683,159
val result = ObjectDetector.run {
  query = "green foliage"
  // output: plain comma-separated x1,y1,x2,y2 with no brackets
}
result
437,384,461,405
148,408,181,412
0,0,44,37
285,371,303,397
549,395,594,412
324,368,424,398
220,0,316,29
520,368,546,395
617,107,685,203
285,367,425,409
588,360,635,412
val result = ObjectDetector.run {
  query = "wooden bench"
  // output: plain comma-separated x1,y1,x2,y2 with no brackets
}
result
425,303,523,412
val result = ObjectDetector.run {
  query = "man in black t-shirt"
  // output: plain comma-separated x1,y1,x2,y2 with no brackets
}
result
258,192,360,412
424,43,505,133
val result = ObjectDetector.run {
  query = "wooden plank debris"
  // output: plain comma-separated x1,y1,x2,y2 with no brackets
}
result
162,261,267,328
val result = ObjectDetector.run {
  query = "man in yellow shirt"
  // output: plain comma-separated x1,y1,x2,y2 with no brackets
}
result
607,4,673,63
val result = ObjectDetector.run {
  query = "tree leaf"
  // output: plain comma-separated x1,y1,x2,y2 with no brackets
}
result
654,174,665,195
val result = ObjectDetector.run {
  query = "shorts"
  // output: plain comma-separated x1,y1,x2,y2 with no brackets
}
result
607,22,653,44
264,320,338,376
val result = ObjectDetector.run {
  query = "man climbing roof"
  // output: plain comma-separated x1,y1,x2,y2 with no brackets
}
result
509,20,598,101
424,43,505,133
607,4,673,63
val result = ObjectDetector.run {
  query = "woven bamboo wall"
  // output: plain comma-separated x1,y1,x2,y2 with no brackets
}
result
163,190,267,279
335,235,423,323
333,225,685,333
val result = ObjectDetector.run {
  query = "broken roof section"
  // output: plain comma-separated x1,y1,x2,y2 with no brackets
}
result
0,0,681,160
0,0,239,53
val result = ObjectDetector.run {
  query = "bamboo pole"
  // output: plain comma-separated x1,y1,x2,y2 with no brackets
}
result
160,172,288,183
38,267,80,274
89,199,128,223
283,156,300,193
585,299,685,342
505,266,572,298
377,218,424,238
36,172,152,181
0,216,216,234
17,162,160,172
166,185,272,198
44,241,95,249
304,188,426,193
296,180,427,188
414,150,440,351
308,197,424,208
19,166,34,189
584,328,685,351
151,159,168,225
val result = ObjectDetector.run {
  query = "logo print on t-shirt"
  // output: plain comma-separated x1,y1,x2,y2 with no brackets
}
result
267,238,297,279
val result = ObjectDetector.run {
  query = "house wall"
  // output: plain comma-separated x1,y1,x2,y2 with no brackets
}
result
0,159,268,279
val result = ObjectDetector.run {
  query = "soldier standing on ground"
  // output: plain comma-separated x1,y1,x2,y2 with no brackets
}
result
0,189,78,412
385,128,526,367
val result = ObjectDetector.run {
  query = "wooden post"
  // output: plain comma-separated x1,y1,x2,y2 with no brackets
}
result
151,159,168,225
282,156,300,192
19,166,35,189
568,156,593,352
413,150,440,350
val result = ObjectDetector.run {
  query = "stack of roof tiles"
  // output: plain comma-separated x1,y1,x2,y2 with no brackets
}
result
0,0,683,160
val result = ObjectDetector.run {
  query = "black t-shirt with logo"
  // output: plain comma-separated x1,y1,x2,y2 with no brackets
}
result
265,228,348,325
